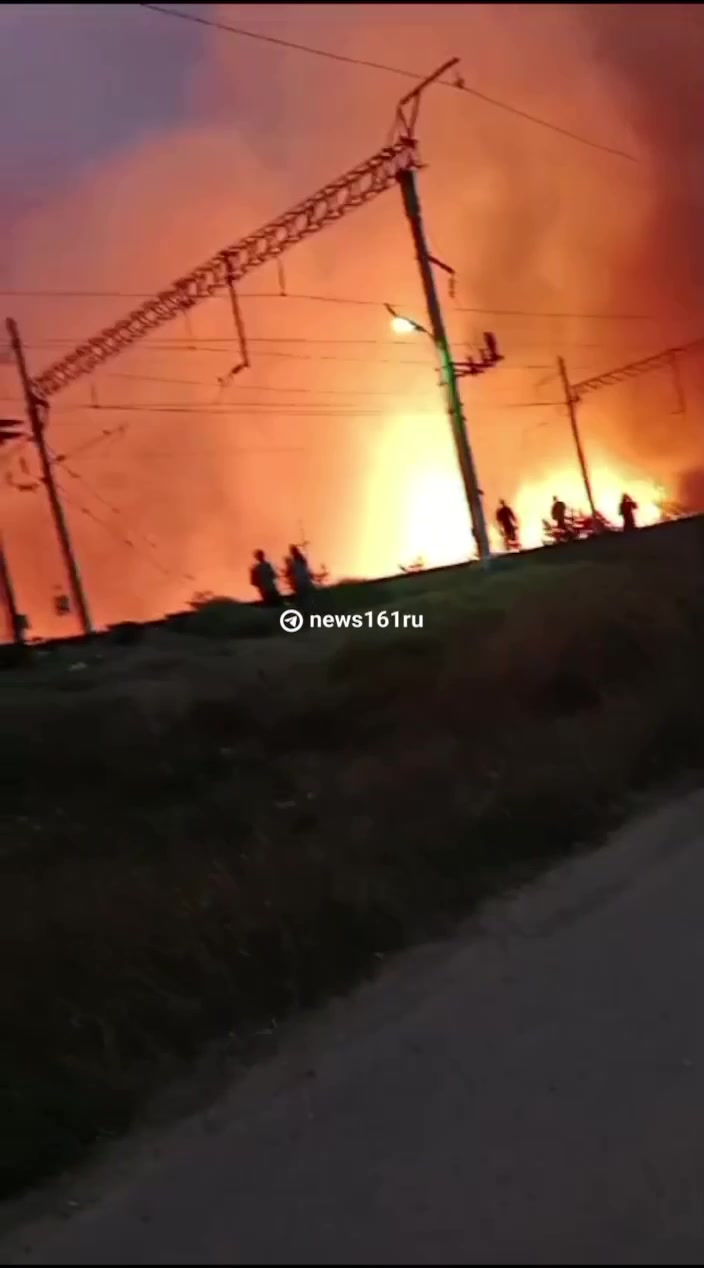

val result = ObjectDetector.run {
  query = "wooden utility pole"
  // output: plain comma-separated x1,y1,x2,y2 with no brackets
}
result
398,167,491,563
5,318,93,635
557,355,597,518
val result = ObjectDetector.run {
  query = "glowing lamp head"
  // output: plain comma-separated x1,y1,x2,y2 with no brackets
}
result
390,314,418,336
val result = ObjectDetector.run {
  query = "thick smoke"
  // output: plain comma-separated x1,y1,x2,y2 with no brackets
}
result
576,2,704,509
579,3,704,320
1,4,702,635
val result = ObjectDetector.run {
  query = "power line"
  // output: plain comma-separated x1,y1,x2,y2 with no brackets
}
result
0,287,658,320
47,425,131,468
137,3,638,163
100,373,441,392
10,344,654,369
39,401,564,421
51,457,199,584
50,405,424,417
9,451,196,586
102,367,550,388
98,374,430,392
104,337,550,357
0,394,571,420
83,377,437,394
9,351,551,377
55,478,195,585
20,347,439,368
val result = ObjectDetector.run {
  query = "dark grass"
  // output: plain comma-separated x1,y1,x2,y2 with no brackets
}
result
2,535,704,1201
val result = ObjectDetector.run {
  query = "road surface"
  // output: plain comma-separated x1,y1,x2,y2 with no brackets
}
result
2,788,704,1265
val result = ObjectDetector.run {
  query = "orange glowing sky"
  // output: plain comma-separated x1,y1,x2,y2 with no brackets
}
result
1,4,703,638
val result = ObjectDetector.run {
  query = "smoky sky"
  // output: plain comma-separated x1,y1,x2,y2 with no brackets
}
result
578,3,704,317
0,4,207,240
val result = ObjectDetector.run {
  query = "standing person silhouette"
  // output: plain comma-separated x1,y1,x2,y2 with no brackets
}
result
619,492,638,531
284,545,315,607
496,499,519,550
551,495,567,534
249,550,281,606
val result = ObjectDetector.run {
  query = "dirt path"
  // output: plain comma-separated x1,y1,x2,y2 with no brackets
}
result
3,789,704,1265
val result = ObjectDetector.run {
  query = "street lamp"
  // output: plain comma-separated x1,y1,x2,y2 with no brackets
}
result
387,302,506,563
387,308,502,377
386,305,428,338
390,314,418,336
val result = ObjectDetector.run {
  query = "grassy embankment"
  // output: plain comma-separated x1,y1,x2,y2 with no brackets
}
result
2,524,704,1200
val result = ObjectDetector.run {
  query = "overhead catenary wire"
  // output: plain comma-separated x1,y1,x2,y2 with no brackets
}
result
5,351,554,378
137,3,638,163
54,478,197,585
7,345,655,369
8,450,198,587
0,288,659,321
97,371,550,390
50,454,204,584
0,426,127,473
22,401,565,420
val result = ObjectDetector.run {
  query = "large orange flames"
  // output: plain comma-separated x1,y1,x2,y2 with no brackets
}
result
359,395,671,572
392,448,667,565
1,3,702,638
512,467,665,551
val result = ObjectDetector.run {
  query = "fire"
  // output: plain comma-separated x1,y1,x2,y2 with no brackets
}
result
512,467,666,550
397,464,473,569
359,408,475,575
361,397,672,572
385,443,669,566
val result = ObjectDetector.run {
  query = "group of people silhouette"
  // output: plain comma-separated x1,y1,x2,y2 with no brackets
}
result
495,490,639,551
249,545,314,606
250,492,641,605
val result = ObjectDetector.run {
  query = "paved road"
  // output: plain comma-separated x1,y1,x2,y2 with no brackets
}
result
3,789,704,1265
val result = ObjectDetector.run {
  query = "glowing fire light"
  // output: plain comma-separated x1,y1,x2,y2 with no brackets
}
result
362,393,671,574
513,467,665,550
386,450,668,568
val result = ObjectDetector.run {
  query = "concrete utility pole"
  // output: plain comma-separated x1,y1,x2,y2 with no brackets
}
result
670,351,686,415
6,318,93,636
557,355,597,519
0,421,25,645
0,536,24,646
397,167,491,563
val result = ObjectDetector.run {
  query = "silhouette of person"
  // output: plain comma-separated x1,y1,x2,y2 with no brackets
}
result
619,492,638,531
496,499,518,549
551,495,567,532
284,545,314,601
249,549,281,606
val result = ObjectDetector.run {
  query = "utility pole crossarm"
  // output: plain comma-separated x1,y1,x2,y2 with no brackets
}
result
33,138,417,399
573,334,704,400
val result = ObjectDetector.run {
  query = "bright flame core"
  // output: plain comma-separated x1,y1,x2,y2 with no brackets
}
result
361,391,671,575
513,467,665,550
391,452,667,567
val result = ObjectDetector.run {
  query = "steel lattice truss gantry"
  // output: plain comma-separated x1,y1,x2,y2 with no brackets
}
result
33,137,418,399
572,334,704,401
